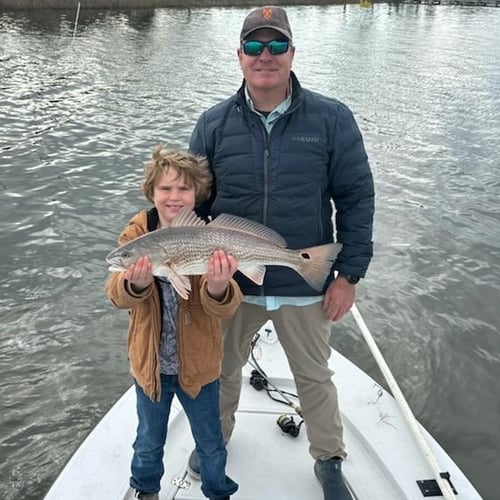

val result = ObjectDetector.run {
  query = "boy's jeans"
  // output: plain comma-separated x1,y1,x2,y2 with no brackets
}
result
131,375,238,499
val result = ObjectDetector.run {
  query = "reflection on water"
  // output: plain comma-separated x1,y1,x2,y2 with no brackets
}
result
0,5,499,499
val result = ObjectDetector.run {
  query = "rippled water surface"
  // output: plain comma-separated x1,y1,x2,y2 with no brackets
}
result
1,4,499,499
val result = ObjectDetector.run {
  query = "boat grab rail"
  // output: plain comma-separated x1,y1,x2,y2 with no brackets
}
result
351,303,457,500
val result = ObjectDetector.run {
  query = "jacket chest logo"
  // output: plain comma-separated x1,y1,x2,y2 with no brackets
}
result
291,136,321,143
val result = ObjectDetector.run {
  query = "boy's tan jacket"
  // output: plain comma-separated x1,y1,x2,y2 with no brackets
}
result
105,210,242,400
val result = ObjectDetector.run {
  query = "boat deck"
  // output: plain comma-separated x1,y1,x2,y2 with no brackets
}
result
45,327,482,499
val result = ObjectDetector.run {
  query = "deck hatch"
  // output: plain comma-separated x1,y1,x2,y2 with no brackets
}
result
417,472,457,497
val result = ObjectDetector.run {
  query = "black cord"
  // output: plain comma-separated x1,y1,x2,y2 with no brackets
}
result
250,334,300,404
249,334,305,437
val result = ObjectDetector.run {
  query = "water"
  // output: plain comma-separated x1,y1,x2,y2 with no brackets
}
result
0,4,499,499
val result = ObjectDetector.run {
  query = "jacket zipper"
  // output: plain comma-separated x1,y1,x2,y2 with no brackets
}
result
263,130,270,227
259,101,300,227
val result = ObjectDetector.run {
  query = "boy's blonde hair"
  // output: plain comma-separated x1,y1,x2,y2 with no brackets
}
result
141,144,212,205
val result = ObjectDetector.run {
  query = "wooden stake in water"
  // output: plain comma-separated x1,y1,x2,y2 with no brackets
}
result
72,2,81,40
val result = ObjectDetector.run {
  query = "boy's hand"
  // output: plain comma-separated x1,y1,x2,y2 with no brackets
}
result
206,249,238,300
124,255,153,292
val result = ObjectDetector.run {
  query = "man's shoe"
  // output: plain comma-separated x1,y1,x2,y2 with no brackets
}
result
187,448,201,479
314,457,353,500
134,491,159,500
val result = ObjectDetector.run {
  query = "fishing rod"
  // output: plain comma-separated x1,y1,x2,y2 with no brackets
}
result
351,303,457,500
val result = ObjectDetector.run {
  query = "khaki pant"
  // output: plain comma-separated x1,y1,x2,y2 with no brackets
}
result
220,301,346,460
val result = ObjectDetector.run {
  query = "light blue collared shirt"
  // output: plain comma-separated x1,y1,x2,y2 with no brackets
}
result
243,83,323,311
244,295,323,311
244,83,292,134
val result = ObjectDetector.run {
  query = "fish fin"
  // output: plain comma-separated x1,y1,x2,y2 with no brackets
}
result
238,265,266,286
169,276,191,300
296,243,343,291
155,264,192,299
170,208,206,228
210,214,286,247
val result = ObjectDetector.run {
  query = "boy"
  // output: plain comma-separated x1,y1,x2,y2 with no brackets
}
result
105,145,240,500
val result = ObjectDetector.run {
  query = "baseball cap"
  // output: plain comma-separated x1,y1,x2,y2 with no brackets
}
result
240,6,292,42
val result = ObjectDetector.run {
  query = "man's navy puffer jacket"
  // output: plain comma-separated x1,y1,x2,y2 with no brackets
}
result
190,72,374,297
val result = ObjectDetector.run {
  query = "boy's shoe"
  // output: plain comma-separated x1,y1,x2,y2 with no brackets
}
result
314,457,353,500
134,491,159,500
187,449,201,479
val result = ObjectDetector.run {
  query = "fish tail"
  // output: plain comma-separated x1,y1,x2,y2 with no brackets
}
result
296,243,343,291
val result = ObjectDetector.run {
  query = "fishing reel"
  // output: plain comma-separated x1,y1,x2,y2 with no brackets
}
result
249,369,268,391
277,414,301,438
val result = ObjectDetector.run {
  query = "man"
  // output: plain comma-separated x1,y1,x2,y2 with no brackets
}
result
189,6,374,499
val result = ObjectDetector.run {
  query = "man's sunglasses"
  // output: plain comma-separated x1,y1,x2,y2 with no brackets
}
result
241,39,290,56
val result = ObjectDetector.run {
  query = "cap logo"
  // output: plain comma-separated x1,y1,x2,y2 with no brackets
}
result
262,7,273,21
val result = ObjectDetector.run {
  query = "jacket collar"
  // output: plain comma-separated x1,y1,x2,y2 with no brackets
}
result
147,207,159,232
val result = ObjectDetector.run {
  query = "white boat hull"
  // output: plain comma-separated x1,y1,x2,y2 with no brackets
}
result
45,321,482,499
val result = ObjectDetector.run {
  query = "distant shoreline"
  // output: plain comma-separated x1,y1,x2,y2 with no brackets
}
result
1,0,359,9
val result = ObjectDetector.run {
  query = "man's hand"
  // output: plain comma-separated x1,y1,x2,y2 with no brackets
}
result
323,276,356,322
124,255,153,292
206,249,238,300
